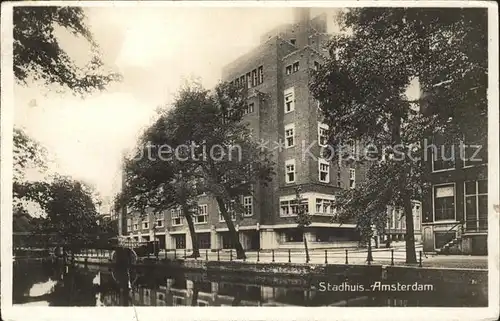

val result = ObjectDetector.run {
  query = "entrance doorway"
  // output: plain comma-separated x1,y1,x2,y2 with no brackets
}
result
173,234,186,249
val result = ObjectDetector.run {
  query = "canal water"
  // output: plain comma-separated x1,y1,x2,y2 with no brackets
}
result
13,260,487,307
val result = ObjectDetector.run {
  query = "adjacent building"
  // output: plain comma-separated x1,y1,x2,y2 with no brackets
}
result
420,90,488,255
383,201,423,244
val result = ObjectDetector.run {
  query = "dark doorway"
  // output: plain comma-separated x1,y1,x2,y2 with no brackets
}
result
249,231,260,250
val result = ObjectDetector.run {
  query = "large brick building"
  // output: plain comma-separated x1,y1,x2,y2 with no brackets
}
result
121,8,421,251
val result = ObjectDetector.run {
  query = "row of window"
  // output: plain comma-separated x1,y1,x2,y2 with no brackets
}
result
280,196,336,217
433,180,488,229
127,198,254,231
285,62,300,75
243,102,255,115
284,158,355,187
127,219,164,232
285,61,320,76
431,138,487,172
385,204,421,231
230,66,264,89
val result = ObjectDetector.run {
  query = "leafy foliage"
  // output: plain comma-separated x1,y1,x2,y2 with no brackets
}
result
25,176,106,248
118,82,275,259
311,8,487,263
12,128,50,218
294,187,311,229
13,128,47,183
13,6,121,94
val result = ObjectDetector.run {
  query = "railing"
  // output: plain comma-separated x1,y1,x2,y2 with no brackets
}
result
444,220,464,238
73,248,114,259
139,247,425,267
464,219,488,233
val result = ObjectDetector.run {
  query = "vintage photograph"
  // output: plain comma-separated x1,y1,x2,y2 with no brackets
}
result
1,1,498,318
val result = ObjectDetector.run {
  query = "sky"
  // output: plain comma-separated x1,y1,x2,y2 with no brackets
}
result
14,7,343,211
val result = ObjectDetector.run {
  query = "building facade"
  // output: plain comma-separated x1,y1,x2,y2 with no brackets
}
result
121,9,368,251
421,132,488,254
383,201,422,243
121,9,426,251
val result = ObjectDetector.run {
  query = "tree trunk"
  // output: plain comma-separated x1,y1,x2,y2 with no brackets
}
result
184,210,200,258
303,231,310,263
366,235,373,263
392,112,417,264
215,197,246,259
403,193,417,263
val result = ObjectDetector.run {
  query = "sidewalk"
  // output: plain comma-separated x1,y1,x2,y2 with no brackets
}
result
147,246,487,270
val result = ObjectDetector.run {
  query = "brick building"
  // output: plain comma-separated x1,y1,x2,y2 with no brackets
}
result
421,132,488,254
420,89,488,255
120,9,369,251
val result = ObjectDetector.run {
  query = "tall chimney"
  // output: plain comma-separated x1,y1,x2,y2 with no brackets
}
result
293,7,311,48
293,7,311,23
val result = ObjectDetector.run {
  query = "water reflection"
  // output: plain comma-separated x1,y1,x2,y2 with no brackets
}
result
13,260,487,307
28,279,57,297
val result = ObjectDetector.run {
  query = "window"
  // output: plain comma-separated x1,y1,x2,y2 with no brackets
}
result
243,196,253,217
349,168,356,189
285,124,295,148
257,66,263,84
314,61,320,71
171,208,184,226
292,62,299,72
240,75,245,87
400,208,406,229
285,159,296,183
318,159,330,183
195,204,208,224
286,65,292,75
252,69,257,87
219,201,236,222
127,219,132,232
432,137,455,171
464,180,488,230
315,198,335,215
280,199,308,217
244,103,255,115
156,219,163,227
133,222,138,230
433,184,455,221
284,229,303,242
389,207,395,228
413,204,421,230
290,38,296,45
235,78,240,87
348,140,358,157
463,133,487,167
246,72,251,88
284,87,295,113
318,123,329,146
394,208,401,229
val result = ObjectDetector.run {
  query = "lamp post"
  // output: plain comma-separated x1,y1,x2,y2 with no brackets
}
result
152,222,158,260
